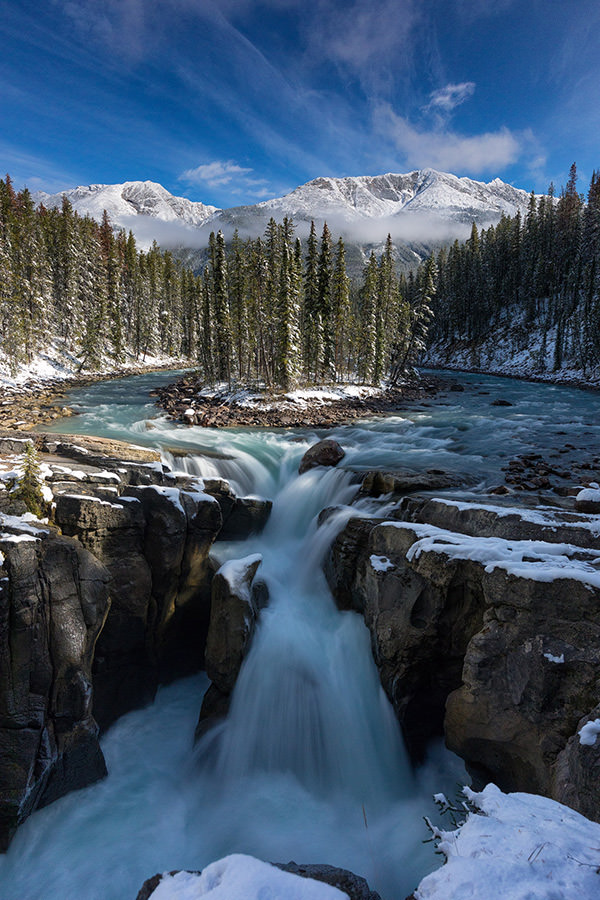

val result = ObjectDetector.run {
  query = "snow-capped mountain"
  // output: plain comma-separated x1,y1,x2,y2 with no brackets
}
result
255,169,531,225
34,180,219,230
34,170,535,267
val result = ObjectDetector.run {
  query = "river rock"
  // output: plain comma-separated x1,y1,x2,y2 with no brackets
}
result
0,528,110,851
275,863,382,899
574,483,600,514
204,554,262,693
202,478,272,540
197,554,263,737
358,468,468,498
325,497,600,816
298,439,345,475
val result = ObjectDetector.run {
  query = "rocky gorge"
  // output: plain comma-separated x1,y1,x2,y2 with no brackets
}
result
1,368,600,900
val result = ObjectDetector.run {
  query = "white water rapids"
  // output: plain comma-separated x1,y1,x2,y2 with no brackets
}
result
1,369,598,899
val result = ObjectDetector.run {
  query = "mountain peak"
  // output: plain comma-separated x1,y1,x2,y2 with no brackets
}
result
33,169,536,261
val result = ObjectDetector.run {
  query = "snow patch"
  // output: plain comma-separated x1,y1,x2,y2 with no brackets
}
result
416,784,600,900
149,855,348,900
576,484,600,504
578,719,600,747
543,652,564,664
147,485,185,515
218,554,262,599
370,554,395,572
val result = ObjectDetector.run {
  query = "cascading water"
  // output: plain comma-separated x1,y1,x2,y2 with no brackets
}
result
0,423,450,900
196,465,409,802
184,454,429,898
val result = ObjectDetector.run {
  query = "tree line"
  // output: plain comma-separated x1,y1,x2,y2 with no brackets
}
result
0,174,433,387
424,164,600,373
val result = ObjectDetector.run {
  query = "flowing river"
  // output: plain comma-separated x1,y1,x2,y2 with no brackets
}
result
0,369,598,900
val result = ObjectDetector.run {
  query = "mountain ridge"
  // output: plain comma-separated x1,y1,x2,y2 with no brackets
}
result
33,169,537,270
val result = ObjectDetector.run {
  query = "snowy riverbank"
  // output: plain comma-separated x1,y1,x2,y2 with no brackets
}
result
423,320,600,390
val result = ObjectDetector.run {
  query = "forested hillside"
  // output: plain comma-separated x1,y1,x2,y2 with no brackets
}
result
423,164,600,380
0,176,432,388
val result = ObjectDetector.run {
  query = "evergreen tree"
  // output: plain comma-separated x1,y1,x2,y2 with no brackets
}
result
317,222,334,381
302,220,321,380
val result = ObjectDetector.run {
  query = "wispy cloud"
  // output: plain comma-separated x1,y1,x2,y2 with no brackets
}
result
375,103,522,174
181,160,254,188
425,82,476,113
302,0,421,94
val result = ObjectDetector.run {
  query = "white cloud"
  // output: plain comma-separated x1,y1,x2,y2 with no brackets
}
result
374,103,522,174
180,160,254,187
426,82,476,113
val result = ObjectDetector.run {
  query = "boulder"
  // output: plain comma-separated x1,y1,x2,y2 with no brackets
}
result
574,483,600,514
358,468,469,498
202,478,273,540
276,863,381,899
298,439,345,475
0,529,110,851
136,862,381,900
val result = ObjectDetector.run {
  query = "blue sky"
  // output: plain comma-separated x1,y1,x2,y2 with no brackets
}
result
2,0,599,207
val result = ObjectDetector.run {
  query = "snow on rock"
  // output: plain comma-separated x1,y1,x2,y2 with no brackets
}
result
148,855,349,900
384,520,600,588
433,496,600,537
576,484,600,512
416,784,600,900
0,512,49,535
147,485,186,514
543,651,565,664
369,554,395,572
578,719,600,747
218,554,262,599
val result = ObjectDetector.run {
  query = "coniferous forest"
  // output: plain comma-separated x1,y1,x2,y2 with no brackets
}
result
423,164,600,374
0,175,434,387
3,165,600,386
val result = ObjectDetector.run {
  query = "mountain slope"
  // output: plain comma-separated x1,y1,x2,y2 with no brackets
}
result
34,180,219,230
33,170,536,270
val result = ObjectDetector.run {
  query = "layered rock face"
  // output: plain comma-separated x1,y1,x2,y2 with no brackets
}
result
0,433,272,849
325,495,600,819
0,525,110,850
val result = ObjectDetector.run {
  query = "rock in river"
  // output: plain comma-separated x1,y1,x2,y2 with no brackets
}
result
298,439,345,475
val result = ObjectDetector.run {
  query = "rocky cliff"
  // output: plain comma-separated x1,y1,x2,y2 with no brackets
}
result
325,493,600,820
0,433,271,849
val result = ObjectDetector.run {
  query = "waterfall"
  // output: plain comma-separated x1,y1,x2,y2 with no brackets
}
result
193,463,411,807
